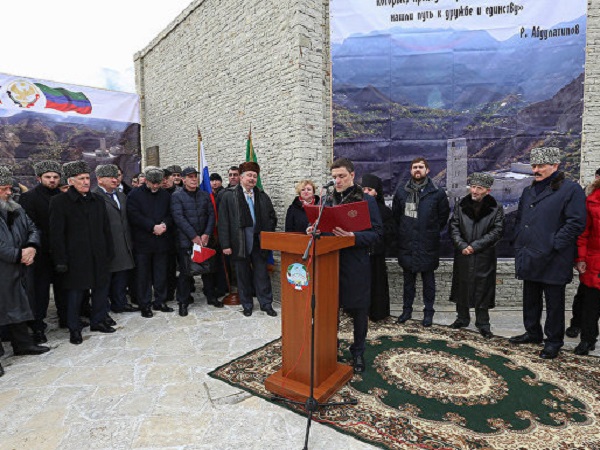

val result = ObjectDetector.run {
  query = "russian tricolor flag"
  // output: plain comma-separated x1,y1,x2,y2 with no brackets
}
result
198,131,211,193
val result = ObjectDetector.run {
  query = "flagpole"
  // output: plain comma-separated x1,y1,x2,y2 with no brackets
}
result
197,126,202,169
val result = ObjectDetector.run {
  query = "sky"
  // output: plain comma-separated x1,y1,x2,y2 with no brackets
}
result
331,0,587,43
0,0,195,93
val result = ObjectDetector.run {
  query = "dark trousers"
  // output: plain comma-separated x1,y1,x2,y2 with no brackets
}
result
176,248,216,305
402,270,435,316
214,250,229,296
522,280,566,349
166,251,178,302
64,285,109,331
457,304,490,330
234,240,273,310
345,307,369,357
135,252,168,309
570,283,584,328
0,322,34,354
27,258,63,332
108,270,130,312
579,284,600,344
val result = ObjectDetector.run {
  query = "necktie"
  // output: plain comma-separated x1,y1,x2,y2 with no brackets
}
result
107,191,120,209
246,191,256,225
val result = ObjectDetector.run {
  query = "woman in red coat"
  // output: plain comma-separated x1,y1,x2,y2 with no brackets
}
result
575,178,600,355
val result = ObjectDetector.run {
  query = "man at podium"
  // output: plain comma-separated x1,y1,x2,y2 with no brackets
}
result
312,158,383,374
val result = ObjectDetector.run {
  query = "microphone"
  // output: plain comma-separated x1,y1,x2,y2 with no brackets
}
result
322,180,335,189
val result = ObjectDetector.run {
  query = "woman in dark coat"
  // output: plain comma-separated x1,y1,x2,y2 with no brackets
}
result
285,179,319,232
362,174,395,321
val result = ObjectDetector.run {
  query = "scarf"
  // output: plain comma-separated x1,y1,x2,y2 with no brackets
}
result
403,177,429,220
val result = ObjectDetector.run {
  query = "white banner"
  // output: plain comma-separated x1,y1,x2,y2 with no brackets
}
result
0,73,139,123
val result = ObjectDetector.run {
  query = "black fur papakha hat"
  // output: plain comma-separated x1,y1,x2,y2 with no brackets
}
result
33,160,62,177
63,161,91,179
95,164,119,178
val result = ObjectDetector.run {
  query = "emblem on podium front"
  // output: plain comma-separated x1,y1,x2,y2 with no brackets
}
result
286,263,309,291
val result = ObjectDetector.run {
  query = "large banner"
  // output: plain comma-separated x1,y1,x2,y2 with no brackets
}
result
0,73,141,187
331,0,586,257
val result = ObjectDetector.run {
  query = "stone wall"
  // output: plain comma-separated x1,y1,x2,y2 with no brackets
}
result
136,0,594,311
135,0,332,219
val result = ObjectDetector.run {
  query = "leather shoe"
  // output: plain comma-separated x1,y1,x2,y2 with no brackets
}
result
353,355,366,374
153,303,174,312
208,298,224,308
565,326,581,338
179,304,188,317
539,347,560,359
32,330,48,344
70,330,83,345
450,320,468,329
261,306,278,317
14,345,51,356
396,311,412,324
574,341,596,355
422,316,433,327
90,322,116,333
112,304,139,313
479,328,493,339
243,308,253,317
104,316,117,327
141,308,153,318
0,362,4,377
509,333,543,345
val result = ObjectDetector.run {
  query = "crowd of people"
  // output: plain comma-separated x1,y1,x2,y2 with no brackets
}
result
0,146,598,378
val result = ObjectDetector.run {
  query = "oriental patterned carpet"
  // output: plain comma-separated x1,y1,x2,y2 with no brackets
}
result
209,318,600,449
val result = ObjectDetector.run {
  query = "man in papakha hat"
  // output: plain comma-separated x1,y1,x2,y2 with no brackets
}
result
127,166,175,317
20,160,65,342
93,164,137,315
49,161,116,345
509,147,586,359
218,161,278,317
448,172,505,339
0,166,50,377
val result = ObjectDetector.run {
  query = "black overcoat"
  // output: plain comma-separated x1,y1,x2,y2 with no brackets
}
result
127,184,174,254
49,187,114,290
284,195,320,233
19,184,61,259
514,172,586,285
0,204,39,326
218,185,277,260
449,194,504,309
323,185,383,310
392,178,450,273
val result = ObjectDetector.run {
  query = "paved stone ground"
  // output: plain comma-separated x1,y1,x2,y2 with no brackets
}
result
0,292,595,450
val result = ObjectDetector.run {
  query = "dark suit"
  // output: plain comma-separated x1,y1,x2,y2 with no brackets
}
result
93,187,135,312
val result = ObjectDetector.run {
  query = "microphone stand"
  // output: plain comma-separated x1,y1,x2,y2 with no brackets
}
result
272,185,357,450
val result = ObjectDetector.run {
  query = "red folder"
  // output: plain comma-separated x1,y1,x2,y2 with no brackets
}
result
304,201,372,233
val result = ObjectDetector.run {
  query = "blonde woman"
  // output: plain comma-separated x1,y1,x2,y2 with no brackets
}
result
285,179,319,232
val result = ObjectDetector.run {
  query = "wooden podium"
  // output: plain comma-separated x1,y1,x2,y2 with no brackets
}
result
261,232,355,403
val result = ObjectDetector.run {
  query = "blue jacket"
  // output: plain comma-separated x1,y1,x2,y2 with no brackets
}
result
127,184,174,253
392,178,450,273
514,172,586,285
171,188,215,249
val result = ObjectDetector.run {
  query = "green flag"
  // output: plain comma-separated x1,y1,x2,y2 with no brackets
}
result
245,128,263,189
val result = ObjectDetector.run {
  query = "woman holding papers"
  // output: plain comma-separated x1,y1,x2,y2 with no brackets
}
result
285,179,319,232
